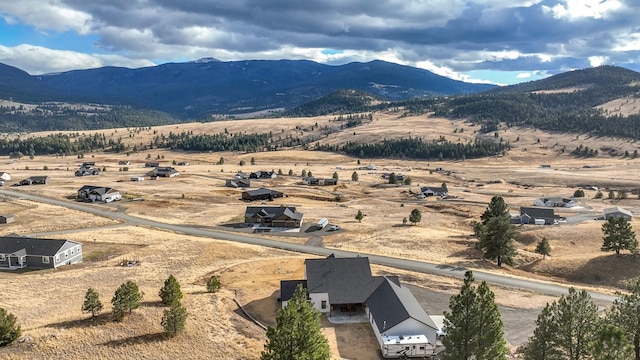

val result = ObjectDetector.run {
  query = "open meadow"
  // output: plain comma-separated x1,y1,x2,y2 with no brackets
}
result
1,111,640,358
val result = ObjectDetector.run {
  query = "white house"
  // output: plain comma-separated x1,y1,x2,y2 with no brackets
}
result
533,197,578,208
0,172,11,181
279,255,439,358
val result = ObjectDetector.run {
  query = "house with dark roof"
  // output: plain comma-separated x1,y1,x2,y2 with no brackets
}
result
18,176,50,186
519,207,564,225
603,207,633,221
249,170,276,179
226,178,251,188
0,236,82,270
77,185,122,203
244,206,303,228
75,167,100,176
302,177,338,186
280,255,439,357
150,167,180,178
145,162,160,168
420,186,448,197
242,188,284,201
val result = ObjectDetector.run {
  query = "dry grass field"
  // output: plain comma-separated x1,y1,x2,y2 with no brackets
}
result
2,111,640,358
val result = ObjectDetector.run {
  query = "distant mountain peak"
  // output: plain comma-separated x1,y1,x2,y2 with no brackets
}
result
193,57,221,64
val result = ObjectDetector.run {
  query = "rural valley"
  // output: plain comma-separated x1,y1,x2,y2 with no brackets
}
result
0,101,640,358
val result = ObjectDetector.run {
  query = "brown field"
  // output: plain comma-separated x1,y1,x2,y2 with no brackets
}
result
2,111,640,358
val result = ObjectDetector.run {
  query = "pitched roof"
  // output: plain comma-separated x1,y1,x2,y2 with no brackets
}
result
25,176,49,182
244,188,283,197
366,277,439,333
245,206,302,221
280,280,307,302
78,185,118,195
520,207,558,219
0,236,79,256
305,255,386,304
420,186,447,194
604,207,633,217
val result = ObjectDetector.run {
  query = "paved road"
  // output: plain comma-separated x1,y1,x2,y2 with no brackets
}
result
0,189,617,303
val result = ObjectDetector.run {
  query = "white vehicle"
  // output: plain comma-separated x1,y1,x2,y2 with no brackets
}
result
316,218,329,229
328,225,341,231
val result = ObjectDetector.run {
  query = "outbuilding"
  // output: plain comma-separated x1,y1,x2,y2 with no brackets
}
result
603,207,633,221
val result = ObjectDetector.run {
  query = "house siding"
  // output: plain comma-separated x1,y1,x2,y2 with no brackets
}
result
53,242,83,268
308,292,330,314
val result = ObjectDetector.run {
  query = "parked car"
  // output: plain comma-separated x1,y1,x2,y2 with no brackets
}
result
328,225,341,231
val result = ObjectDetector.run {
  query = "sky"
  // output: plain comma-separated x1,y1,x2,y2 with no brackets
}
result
0,0,639,85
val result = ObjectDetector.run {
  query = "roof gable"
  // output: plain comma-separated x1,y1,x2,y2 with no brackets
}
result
0,236,79,256
366,277,438,333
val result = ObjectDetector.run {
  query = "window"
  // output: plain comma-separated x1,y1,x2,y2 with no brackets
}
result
321,300,327,310
65,250,68,258
55,255,60,262
76,245,81,253
71,248,74,255
42,256,50,264
0,254,5,261
419,347,425,351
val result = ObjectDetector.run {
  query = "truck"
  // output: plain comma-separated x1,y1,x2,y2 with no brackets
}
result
316,218,329,229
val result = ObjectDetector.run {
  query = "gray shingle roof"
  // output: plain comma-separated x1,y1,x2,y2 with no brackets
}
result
520,207,559,219
245,206,303,221
279,280,307,302
604,207,633,217
0,236,79,256
244,188,283,197
305,255,386,304
366,277,438,333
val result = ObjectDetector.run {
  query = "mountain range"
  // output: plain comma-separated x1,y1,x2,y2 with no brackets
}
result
0,59,494,119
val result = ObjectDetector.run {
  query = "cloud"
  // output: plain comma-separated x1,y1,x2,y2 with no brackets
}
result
0,0,638,79
516,72,532,78
0,44,154,74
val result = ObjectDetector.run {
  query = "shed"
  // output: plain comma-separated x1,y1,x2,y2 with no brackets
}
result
0,214,15,224
603,207,633,221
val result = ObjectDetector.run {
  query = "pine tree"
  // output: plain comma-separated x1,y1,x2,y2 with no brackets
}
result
555,288,598,360
523,304,562,359
409,209,422,225
601,217,638,255
159,274,183,307
207,276,221,293
388,173,397,184
590,323,634,360
332,171,339,180
442,271,508,360
261,284,330,360
607,277,640,359
82,288,103,318
351,172,358,181
355,210,364,223
112,280,144,321
475,196,517,266
0,307,21,347
535,237,551,259
162,302,188,337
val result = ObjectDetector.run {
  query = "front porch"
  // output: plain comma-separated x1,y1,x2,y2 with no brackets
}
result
0,251,27,270
327,303,368,324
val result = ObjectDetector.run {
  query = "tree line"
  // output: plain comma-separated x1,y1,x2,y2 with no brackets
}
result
317,137,509,160
0,106,179,132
